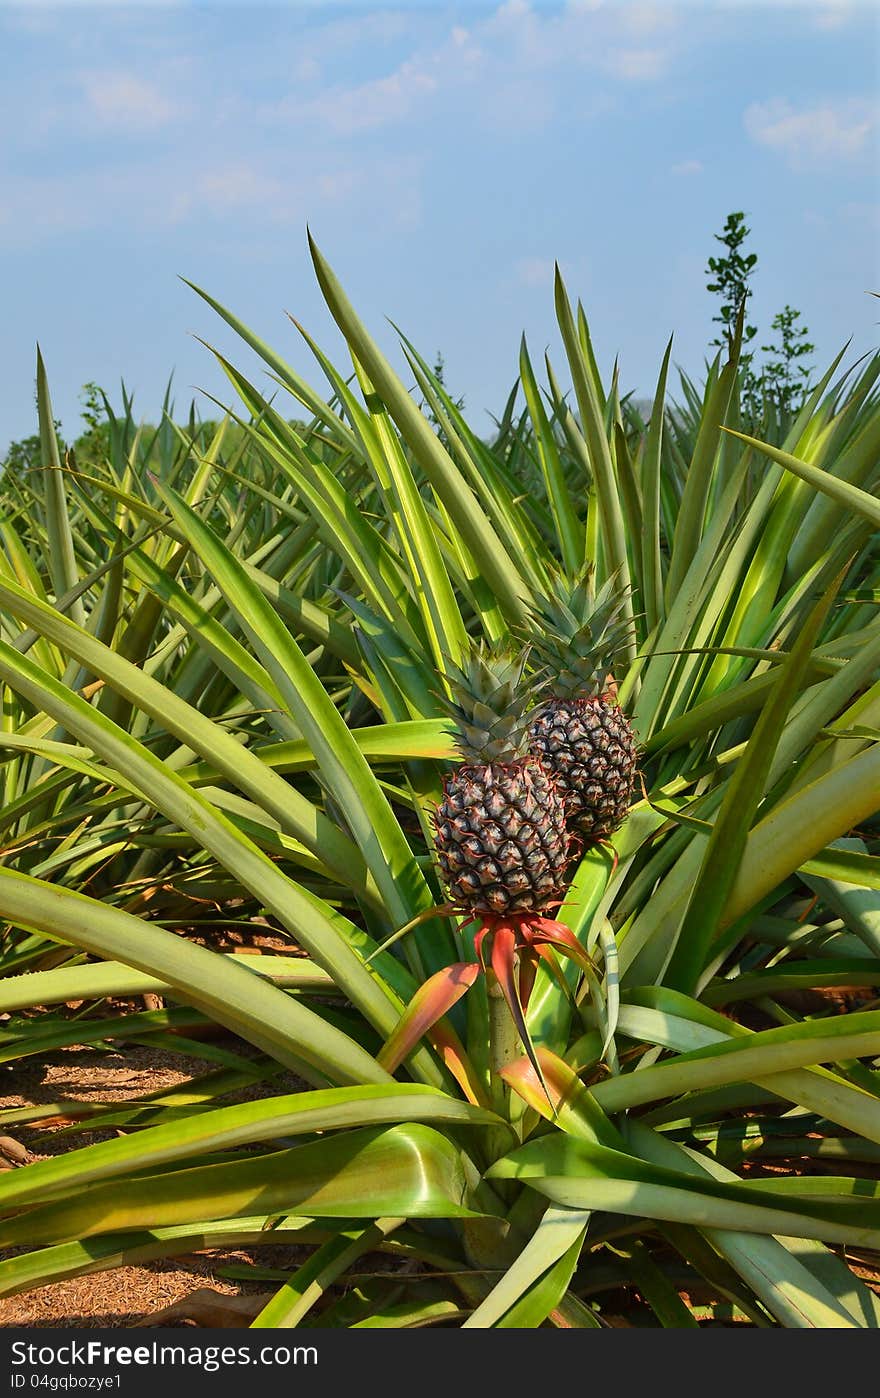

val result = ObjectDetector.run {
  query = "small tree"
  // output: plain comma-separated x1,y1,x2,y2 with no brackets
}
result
422,351,464,432
760,305,815,417
73,381,111,467
706,211,816,427
2,432,44,482
706,212,759,351
2,376,63,484
706,210,760,416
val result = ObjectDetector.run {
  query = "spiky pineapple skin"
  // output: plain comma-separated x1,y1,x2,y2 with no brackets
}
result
433,755,571,916
530,695,638,838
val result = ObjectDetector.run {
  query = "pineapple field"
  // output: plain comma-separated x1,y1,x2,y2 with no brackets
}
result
0,237,879,1330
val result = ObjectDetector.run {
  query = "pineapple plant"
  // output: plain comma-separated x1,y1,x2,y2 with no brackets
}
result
432,645,572,917
367,644,594,1097
525,569,639,840
414,643,592,1097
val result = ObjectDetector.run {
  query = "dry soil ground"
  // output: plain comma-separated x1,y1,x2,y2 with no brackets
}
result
0,1038,313,1328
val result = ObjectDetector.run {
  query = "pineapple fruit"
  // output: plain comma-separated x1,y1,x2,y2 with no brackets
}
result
525,570,639,839
432,646,572,917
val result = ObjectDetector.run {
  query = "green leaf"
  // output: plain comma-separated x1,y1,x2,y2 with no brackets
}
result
152,479,443,960
554,270,634,651
628,1121,869,1328
0,572,377,906
0,616,430,1069
0,954,331,1015
36,349,84,629
665,348,738,602
0,1125,477,1248
463,1204,589,1328
0,1084,495,1211
666,568,846,991
347,350,468,668
251,1218,402,1328
801,836,880,955
0,1217,334,1301
640,337,672,633
723,427,880,530
728,742,880,932
608,993,880,1145
489,1134,880,1250
519,337,582,575
306,236,532,624
0,867,383,1087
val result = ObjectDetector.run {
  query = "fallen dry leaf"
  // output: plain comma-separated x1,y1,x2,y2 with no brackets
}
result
132,1288,274,1329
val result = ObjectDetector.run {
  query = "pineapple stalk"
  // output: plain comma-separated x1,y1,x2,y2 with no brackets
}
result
487,969,521,1113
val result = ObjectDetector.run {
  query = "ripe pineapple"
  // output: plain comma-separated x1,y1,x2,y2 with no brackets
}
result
525,570,639,840
432,646,572,917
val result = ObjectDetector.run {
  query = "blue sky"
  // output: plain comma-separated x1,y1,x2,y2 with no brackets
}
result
1,0,878,445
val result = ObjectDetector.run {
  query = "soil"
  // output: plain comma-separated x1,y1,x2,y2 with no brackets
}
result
0,1036,314,1329
0,1256,273,1330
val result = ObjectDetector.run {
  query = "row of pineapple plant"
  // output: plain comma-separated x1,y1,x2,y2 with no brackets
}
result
0,236,877,1326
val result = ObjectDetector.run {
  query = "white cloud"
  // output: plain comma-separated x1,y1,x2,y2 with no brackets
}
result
485,1,591,70
0,148,315,243
4,0,180,27
267,22,485,138
812,1,854,29
485,0,543,54
193,166,287,211
604,47,669,81
0,149,421,247
263,3,679,142
515,257,555,288
841,200,880,231
306,10,414,55
671,159,703,176
316,170,361,202
293,56,322,85
744,97,877,167
303,58,439,135
618,4,679,36
79,70,181,132
0,165,166,244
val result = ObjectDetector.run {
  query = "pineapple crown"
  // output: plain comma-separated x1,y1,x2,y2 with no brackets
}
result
438,642,546,766
518,565,634,699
